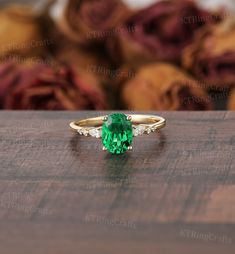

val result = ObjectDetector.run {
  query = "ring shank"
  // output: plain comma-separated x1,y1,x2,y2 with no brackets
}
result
70,114,166,131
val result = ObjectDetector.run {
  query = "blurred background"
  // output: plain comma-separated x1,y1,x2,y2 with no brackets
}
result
0,0,235,111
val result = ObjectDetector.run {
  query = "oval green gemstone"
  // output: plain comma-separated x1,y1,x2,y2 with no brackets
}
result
102,113,133,154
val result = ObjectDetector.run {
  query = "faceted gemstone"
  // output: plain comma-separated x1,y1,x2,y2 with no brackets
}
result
102,113,133,154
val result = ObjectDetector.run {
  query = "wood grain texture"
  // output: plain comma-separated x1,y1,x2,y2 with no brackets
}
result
0,111,234,254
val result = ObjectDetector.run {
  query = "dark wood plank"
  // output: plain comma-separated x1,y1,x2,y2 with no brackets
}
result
0,111,234,254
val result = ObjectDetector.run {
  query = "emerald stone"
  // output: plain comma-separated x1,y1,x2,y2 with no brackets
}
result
102,113,133,154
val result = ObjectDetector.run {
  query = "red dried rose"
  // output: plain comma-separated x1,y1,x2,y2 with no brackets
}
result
0,61,107,110
107,0,222,65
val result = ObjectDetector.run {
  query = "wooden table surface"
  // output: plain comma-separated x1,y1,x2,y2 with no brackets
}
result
0,111,234,254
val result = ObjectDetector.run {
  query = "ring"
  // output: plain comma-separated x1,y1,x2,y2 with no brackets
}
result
70,113,166,154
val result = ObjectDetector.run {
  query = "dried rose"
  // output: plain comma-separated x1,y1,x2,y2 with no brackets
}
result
0,61,107,110
0,5,46,59
107,0,222,65
122,63,213,110
183,19,235,88
56,0,130,43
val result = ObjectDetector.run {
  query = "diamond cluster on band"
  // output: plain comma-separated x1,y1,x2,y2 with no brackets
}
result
77,125,158,138
77,128,102,138
133,125,158,136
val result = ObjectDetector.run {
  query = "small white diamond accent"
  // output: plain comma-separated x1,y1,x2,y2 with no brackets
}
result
89,129,102,138
133,125,145,136
78,129,83,135
146,128,151,134
83,130,89,136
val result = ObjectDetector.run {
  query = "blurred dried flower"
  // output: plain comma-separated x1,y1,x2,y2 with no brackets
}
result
56,0,130,44
183,18,235,88
0,61,107,110
0,5,46,59
107,0,221,65
122,63,213,110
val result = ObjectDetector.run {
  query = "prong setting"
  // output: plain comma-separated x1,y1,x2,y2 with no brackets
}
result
147,129,151,134
126,115,132,121
102,146,107,151
128,146,133,151
103,115,108,121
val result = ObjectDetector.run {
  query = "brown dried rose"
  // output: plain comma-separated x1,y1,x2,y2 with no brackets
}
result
228,88,235,110
0,61,107,110
122,63,213,110
57,0,130,43
107,0,221,65
183,19,235,88
0,5,47,59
